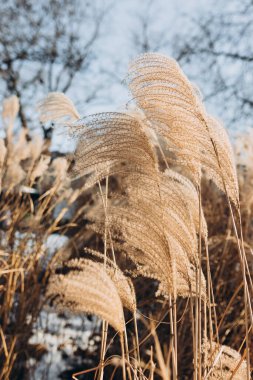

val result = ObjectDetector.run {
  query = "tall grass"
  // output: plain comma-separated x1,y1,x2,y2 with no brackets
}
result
0,96,93,380
0,53,252,379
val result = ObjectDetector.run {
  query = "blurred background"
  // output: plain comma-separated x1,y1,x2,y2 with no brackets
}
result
1,0,253,379
1,0,253,140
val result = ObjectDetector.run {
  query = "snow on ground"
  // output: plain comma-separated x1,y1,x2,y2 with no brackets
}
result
29,310,99,379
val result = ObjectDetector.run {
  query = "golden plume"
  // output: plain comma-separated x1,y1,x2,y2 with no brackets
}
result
127,53,239,205
38,92,80,123
47,259,125,332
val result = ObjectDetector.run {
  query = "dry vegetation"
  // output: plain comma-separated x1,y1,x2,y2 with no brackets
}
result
0,53,252,380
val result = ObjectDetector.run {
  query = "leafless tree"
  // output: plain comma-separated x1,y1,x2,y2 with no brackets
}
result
173,0,253,128
106,0,172,93
130,0,170,54
0,0,109,128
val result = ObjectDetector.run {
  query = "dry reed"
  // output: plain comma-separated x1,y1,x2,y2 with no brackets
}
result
1,52,252,380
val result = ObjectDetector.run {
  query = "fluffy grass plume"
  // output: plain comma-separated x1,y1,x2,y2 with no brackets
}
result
47,259,125,332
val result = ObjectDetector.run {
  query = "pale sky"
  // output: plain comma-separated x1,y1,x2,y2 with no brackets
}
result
52,0,222,151
68,0,215,115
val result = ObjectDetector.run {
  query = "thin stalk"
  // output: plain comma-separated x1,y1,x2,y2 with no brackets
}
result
121,333,127,380
97,175,109,380
133,311,141,367
194,273,199,379
204,244,217,343
97,321,108,380
173,297,178,379
203,299,208,378
190,293,197,380
148,346,156,380
197,185,202,380
124,326,132,380
169,295,177,380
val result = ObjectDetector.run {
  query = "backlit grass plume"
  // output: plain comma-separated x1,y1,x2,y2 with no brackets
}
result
127,53,239,205
38,92,80,123
2,95,19,139
47,259,125,333
91,184,206,300
81,251,136,313
125,171,203,264
69,112,158,182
